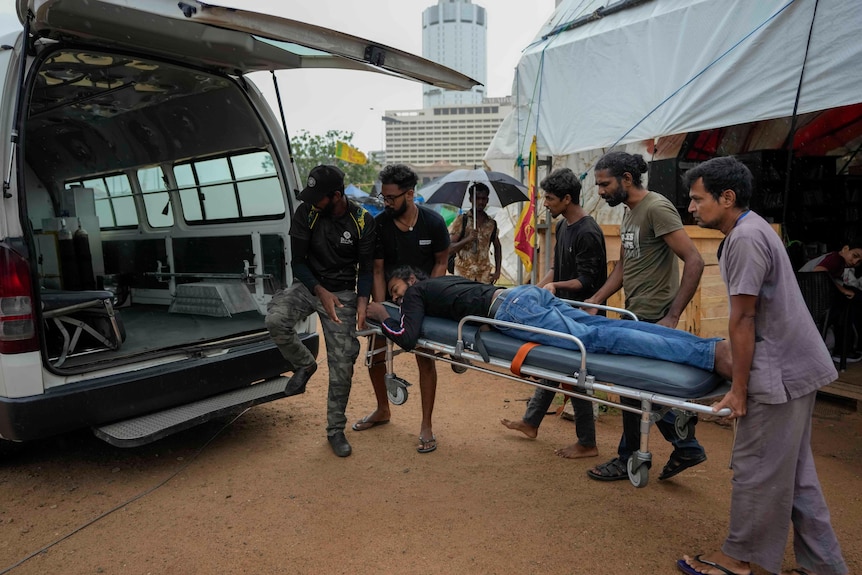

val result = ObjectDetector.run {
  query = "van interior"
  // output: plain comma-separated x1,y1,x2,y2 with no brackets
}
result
23,46,288,371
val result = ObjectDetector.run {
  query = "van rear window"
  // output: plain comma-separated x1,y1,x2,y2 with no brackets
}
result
65,174,138,229
174,151,284,223
65,151,285,228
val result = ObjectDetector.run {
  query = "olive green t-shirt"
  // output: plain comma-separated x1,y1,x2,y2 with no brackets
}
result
620,192,682,320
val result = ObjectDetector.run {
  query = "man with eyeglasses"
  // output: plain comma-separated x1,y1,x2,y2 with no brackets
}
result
352,164,450,454
265,164,376,458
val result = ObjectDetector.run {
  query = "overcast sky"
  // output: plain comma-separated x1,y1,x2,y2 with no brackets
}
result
0,0,556,152
234,1,557,152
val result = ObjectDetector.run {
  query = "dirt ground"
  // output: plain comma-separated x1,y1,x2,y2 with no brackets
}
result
1,342,861,575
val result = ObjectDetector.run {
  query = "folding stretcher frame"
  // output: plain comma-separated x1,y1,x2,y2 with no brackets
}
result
41,290,123,368
361,302,730,488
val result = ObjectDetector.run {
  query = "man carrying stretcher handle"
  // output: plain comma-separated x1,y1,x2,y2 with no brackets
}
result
366,267,733,453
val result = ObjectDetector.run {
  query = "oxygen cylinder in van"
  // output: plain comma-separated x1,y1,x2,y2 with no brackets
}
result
73,222,96,290
57,218,81,290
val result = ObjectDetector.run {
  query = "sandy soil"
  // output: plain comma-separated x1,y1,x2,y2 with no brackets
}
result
0,342,860,575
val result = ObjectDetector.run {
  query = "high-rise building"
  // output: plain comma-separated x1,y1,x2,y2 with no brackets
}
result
422,0,486,107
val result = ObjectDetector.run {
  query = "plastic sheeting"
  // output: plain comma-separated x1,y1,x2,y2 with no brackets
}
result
486,0,862,162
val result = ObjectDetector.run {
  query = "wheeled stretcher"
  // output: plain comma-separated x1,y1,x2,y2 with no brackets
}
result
362,302,730,487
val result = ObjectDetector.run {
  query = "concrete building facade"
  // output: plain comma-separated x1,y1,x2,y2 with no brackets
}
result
383,97,512,181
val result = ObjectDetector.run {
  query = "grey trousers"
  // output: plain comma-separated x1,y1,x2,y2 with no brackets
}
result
522,380,596,447
265,283,359,436
722,391,847,575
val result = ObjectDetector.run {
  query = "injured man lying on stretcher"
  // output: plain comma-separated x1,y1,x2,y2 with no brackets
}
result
365,266,732,379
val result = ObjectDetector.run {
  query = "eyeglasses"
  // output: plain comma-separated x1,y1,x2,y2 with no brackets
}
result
381,190,408,204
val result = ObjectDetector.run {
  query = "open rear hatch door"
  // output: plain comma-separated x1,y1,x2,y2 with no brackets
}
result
18,0,481,89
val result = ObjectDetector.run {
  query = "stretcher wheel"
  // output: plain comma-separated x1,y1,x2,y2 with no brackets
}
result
388,385,408,405
451,361,468,374
385,374,410,406
674,412,691,440
627,457,650,488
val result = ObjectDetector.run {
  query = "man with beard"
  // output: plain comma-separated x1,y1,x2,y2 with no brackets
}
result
584,151,708,482
265,164,376,458
500,168,607,459
352,164,450,454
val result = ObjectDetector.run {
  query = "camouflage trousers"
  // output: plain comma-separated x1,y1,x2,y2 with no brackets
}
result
265,282,359,435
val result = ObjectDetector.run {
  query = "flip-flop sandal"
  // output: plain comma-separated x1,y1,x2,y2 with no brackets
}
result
676,555,751,575
351,416,390,432
660,451,707,480
586,457,629,481
417,435,437,453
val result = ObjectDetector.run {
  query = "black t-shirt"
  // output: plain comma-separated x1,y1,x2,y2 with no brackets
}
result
379,276,498,350
289,200,376,295
553,215,607,301
374,205,450,277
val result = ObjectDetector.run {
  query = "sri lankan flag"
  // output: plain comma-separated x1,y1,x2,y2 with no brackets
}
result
335,141,367,165
514,136,537,273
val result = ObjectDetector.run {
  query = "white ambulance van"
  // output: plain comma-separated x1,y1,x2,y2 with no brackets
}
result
0,1,477,447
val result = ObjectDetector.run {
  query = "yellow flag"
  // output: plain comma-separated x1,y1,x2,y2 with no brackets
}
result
335,141,367,165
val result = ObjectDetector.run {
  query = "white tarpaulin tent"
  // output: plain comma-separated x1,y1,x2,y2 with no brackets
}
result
486,0,862,163
484,0,862,280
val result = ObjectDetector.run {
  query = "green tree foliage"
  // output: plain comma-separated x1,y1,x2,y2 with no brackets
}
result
289,130,380,193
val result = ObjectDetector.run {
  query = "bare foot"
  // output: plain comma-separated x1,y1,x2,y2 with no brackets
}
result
554,443,598,459
500,418,537,438
679,552,751,575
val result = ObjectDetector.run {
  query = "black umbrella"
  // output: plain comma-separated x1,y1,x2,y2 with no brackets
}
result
420,169,529,210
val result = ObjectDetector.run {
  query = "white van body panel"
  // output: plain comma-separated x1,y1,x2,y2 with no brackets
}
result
0,1,475,444
0,351,43,398
0,25,23,242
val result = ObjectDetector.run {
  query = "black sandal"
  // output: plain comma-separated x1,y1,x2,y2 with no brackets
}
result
586,457,629,481
659,451,707,480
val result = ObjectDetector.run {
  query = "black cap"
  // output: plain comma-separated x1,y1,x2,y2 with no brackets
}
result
299,165,345,204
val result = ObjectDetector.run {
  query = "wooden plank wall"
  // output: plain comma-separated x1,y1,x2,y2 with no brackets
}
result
535,223,781,338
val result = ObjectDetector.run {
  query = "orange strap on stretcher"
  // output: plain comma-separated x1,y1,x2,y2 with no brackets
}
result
510,342,540,377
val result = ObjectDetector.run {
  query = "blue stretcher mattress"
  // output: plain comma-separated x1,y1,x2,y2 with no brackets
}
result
417,316,725,399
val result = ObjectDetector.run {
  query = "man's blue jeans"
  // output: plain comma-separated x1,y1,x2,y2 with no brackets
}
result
493,285,710,461
492,285,719,371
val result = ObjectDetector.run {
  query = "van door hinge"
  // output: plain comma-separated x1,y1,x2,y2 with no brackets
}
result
178,2,197,18
364,45,386,67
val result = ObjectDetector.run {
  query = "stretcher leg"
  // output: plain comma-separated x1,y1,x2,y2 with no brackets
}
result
629,397,655,487
363,332,412,405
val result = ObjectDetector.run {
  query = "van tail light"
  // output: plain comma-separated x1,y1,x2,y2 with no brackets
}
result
0,246,39,354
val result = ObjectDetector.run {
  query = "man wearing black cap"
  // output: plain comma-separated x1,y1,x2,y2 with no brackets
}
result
265,164,376,457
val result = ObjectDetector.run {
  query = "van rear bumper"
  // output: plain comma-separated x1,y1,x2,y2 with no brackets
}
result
0,334,318,443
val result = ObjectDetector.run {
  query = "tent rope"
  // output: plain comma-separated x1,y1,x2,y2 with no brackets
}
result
515,1,588,169
781,0,820,241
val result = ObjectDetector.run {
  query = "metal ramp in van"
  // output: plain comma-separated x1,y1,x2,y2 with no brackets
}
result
93,376,293,447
